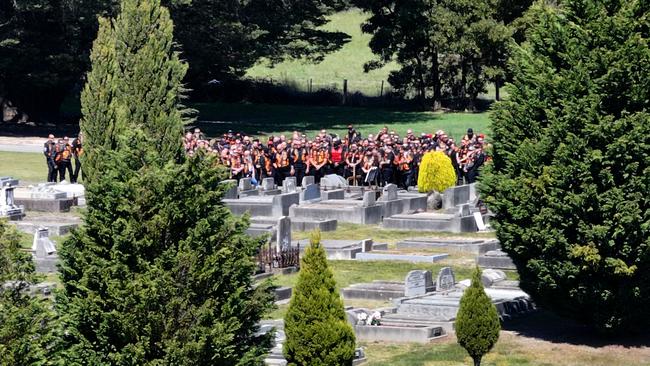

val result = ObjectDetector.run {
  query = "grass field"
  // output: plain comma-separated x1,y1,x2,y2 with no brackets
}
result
0,151,47,184
194,102,489,141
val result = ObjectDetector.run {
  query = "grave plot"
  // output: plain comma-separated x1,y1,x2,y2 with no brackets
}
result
289,191,383,225
290,238,387,260
396,237,501,255
0,177,25,220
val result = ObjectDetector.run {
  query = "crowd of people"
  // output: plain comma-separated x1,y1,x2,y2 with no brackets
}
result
183,125,488,189
43,133,83,183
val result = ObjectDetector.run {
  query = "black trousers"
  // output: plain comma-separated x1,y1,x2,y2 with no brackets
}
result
72,157,82,183
58,161,73,182
46,158,57,182
330,162,345,177
293,164,306,186
275,166,290,186
381,167,393,186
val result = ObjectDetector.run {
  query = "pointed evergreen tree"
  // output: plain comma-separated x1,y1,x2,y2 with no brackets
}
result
455,267,500,366
0,220,54,366
56,0,274,364
284,231,356,366
481,0,650,332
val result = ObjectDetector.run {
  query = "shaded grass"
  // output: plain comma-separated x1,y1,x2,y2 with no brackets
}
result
194,102,489,142
0,151,46,184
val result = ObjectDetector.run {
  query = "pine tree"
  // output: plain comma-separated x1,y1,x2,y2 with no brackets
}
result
455,267,500,366
0,220,54,365
480,0,650,332
284,230,356,366
56,0,275,364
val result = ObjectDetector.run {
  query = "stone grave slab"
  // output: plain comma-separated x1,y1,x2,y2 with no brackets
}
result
355,252,449,263
478,249,516,269
396,237,501,255
299,183,320,202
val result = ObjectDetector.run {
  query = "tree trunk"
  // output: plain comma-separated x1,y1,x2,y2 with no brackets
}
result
473,356,482,366
495,82,500,101
432,51,441,110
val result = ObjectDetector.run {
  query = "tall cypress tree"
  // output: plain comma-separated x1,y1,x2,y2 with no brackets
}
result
481,0,650,332
56,0,274,364
283,230,356,366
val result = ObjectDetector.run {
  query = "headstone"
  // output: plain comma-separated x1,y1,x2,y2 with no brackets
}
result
0,177,19,187
32,228,56,257
481,268,507,287
300,183,320,201
435,267,455,292
404,270,432,297
30,184,67,199
362,191,376,207
238,177,252,191
301,176,315,187
221,179,238,199
282,177,297,193
321,174,348,189
382,184,398,201
276,216,291,251
474,212,487,231
261,178,275,191
457,204,470,217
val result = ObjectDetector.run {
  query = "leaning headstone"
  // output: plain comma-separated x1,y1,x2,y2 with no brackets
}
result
238,177,252,191
282,177,297,193
301,175,315,187
276,216,291,251
382,184,398,201
362,191,376,207
300,183,320,201
220,179,238,199
261,178,275,191
481,268,507,287
474,212,487,231
32,227,56,257
404,270,432,297
435,267,455,292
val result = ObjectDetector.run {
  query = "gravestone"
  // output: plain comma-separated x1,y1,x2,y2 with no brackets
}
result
221,179,238,199
276,216,291,251
481,268,507,287
362,191,376,207
30,184,67,199
457,204,470,217
301,176,315,187
282,177,297,193
321,174,348,189
0,178,23,219
382,184,398,201
300,183,320,201
474,212,487,231
361,239,373,252
32,228,56,256
404,270,432,297
238,177,252,191
435,267,455,292
261,178,275,191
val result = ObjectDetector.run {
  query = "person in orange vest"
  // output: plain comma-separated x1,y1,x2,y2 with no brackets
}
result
309,144,329,184
273,143,291,186
290,140,308,186
54,137,73,182
71,133,84,183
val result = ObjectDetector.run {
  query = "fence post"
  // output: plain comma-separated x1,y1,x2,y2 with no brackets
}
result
343,79,348,105
309,78,313,93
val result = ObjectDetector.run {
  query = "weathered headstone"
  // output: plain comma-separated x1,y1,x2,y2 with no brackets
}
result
32,228,56,257
300,183,320,201
276,216,291,251
321,174,348,189
382,184,398,201
481,268,507,287
238,177,253,191
282,177,297,193
457,204,470,217
362,191,376,207
361,239,373,253
435,267,455,292
221,179,238,199
301,175,315,187
474,212,487,231
261,178,275,191
404,270,432,297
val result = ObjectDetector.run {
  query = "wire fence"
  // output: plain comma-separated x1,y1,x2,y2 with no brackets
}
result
249,77,393,98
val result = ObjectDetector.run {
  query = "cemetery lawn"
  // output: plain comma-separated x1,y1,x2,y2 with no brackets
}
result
0,151,45,184
194,102,490,142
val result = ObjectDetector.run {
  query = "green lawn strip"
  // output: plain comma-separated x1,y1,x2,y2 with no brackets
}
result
193,102,489,142
0,151,47,184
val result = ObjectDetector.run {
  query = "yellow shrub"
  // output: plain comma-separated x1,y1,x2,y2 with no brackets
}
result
417,151,456,193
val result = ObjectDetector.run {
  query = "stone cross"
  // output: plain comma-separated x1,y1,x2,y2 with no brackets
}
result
404,270,433,297
435,267,455,292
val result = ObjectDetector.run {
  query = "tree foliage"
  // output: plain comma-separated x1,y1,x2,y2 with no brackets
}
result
57,1,274,364
284,230,356,366
0,220,54,366
455,267,500,366
481,0,650,332
417,151,456,193
354,0,530,109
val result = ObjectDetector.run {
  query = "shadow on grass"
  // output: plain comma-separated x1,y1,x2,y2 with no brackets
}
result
502,310,650,348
